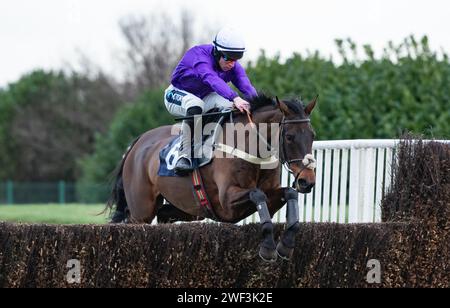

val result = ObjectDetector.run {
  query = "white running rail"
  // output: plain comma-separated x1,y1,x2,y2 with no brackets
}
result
240,139,437,224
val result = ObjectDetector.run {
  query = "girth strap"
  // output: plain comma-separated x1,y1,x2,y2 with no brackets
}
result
191,168,217,220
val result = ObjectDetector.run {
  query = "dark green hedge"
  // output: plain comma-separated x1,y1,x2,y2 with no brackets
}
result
246,36,450,140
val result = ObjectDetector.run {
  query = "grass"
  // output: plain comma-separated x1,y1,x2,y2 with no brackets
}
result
0,204,109,224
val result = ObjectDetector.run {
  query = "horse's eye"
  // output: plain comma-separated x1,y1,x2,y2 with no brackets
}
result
285,134,295,142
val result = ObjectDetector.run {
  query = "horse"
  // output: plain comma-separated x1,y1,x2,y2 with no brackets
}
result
107,94,317,261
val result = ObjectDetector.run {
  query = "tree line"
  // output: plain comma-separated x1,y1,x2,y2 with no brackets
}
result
0,11,199,182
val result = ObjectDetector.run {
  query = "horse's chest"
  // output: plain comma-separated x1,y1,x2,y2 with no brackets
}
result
232,166,260,186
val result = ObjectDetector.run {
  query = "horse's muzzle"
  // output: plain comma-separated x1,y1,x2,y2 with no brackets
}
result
295,178,315,194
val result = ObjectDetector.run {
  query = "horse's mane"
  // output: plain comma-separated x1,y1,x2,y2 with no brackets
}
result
249,94,276,112
249,93,306,116
283,97,307,117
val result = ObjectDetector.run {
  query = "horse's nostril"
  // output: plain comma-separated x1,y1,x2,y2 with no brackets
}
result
297,179,315,191
297,179,308,187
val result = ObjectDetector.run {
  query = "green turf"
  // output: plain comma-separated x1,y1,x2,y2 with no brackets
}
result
0,204,109,224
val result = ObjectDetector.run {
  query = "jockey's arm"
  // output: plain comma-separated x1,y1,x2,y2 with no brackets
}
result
194,61,238,101
230,62,258,99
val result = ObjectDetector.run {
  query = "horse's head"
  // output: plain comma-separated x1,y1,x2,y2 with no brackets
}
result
276,96,317,193
243,94,317,193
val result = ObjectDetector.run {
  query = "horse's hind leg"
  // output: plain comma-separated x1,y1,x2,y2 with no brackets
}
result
125,180,159,224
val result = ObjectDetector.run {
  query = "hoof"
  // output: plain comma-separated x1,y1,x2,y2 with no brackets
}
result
259,245,278,262
110,211,127,223
276,241,294,261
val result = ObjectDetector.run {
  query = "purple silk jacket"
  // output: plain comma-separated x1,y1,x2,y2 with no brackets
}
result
171,44,257,101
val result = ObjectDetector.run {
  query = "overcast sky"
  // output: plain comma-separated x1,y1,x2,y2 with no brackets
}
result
1,0,449,87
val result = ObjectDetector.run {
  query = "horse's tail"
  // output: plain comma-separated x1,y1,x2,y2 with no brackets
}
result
106,135,142,223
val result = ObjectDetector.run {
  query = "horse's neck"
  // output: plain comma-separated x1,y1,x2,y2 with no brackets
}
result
231,107,282,126
217,109,281,163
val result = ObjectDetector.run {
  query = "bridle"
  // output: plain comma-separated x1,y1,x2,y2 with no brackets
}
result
279,117,315,175
249,112,316,176
226,105,317,180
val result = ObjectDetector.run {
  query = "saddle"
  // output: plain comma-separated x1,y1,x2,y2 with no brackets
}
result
158,109,231,177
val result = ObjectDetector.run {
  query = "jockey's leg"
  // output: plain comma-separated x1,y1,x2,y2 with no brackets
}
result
203,92,234,111
175,106,203,174
163,84,205,117
163,85,205,174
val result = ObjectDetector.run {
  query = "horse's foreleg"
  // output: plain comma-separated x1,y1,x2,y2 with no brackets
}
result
249,189,277,262
276,187,300,260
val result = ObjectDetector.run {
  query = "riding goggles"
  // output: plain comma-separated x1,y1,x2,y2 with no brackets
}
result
222,54,238,62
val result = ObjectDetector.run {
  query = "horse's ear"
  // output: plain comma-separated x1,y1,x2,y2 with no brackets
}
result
276,96,291,115
305,95,318,115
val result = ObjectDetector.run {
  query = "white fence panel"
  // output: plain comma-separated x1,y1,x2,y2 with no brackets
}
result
298,190,305,223
348,147,361,223
276,139,400,224
338,149,349,223
329,149,340,222
374,148,386,222
313,150,324,222
321,149,332,222
362,148,376,222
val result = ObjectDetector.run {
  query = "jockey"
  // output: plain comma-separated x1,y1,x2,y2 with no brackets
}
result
164,27,257,174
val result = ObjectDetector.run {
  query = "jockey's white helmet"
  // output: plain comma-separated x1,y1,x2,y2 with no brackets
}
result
213,27,246,60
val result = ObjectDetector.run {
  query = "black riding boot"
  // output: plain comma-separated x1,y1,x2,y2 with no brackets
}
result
174,119,194,174
174,106,203,174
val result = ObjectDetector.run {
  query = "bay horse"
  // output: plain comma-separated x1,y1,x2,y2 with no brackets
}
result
107,94,317,261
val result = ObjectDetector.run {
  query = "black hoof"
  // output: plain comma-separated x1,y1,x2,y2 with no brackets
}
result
276,241,294,261
110,211,126,223
259,245,278,262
